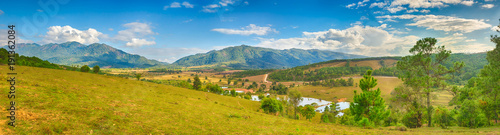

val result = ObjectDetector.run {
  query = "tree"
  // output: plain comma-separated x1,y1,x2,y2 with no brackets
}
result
476,35,500,124
288,90,303,119
187,78,191,83
350,70,390,127
397,37,464,127
193,75,202,90
80,65,90,72
230,89,237,97
92,65,100,73
135,73,142,80
300,105,316,121
261,98,283,114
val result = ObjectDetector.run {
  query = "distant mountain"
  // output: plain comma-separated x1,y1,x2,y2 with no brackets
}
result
172,45,367,69
12,42,167,68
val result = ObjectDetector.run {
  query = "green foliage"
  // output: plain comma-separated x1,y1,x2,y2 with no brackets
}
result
193,75,202,90
270,83,289,95
260,98,283,114
397,37,464,127
321,104,340,123
231,69,276,78
300,105,316,121
350,70,389,127
92,65,100,73
135,73,141,80
307,78,354,87
269,66,372,82
230,90,237,97
433,106,455,129
80,65,90,72
288,90,303,119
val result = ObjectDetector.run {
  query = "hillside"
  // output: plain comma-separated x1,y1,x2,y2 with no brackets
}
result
12,42,167,68
172,45,366,69
267,53,487,85
0,66,387,134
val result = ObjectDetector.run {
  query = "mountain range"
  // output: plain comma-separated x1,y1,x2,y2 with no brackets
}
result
12,42,167,68
172,45,366,69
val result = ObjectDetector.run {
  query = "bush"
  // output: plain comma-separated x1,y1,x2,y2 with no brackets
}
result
433,106,455,129
92,65,100,73
80,65,90,72
402,110,422,128
260,98,283,114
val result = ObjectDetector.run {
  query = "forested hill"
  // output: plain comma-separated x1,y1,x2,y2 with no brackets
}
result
267,53,487,85
11,42,167,68
172,45,366,69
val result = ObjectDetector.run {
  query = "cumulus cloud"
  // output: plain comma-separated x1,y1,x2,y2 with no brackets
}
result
114,22,156,47
460,1,474,6
164,1,193,10
202,4,220,13
256,25,420,56
492,26,500,32
367,0,477,13
482,4,494,8
377,14,492,33
212,24,278,36
182,2,194,8
219,0,235,6
40,26,104,44
125,38,156,47
346,0,370,9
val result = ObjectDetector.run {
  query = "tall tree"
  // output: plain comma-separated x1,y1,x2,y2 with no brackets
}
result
476,33,500,123
193,75,201,90
288,90,303,119
397,37,464,127
350,70,389,126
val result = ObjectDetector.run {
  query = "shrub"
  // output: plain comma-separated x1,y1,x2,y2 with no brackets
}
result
433,106,455,129
92,65,100,73
80,65,90,72
260,98,283,114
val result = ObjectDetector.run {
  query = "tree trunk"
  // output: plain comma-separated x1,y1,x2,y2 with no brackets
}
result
427,92,432,127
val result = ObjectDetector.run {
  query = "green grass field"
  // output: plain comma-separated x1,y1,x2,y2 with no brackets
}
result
1,66,498,134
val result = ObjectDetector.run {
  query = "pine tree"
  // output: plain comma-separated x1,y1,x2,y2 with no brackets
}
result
193,75,201,90
350,70,389,126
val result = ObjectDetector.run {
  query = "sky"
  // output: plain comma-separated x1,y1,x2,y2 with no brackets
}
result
0,0,499,63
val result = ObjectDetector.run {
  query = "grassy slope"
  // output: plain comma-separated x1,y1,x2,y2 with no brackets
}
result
1,66,390,134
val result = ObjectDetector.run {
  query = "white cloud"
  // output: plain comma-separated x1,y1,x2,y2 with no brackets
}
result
465,39,476,42
108,28,114,31
346,0,370,9
182,2,194,8
244,1,249,5
492,26,500,32
360,16,369,20
377,14,492,33
460,0,474,6
370,2,387,8
386,6,406,13
202,4,220,13
256,25,420,56
212,24,278,36
170,2,181,8
40,26,104,44
125,38,156,47
420,9,430,13
0,10,4,15
113,22,157,47
183,19,193,23
406,9,419,13
482,4,494,8
346,3,356,8
219,0,235,6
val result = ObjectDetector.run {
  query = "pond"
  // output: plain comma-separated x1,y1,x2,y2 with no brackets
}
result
250,96,349,116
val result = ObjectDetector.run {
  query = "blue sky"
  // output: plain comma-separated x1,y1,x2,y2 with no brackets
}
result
0,0,499,63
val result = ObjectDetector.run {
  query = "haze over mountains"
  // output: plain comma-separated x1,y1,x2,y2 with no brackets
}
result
172,45,367,69
12,42,167,68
